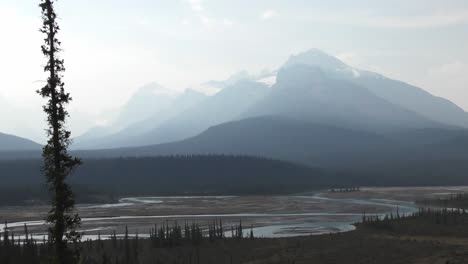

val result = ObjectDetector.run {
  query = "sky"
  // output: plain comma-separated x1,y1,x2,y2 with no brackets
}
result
0,0,467,142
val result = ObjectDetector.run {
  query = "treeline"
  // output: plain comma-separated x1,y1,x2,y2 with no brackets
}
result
0,224,45,264
417,193,468,210
1,220,253,264
360,208,468,237
329,187,361,193
0,184,118,206
0,155,328,205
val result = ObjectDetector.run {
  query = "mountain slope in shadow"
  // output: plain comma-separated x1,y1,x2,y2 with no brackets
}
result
0,132,42,152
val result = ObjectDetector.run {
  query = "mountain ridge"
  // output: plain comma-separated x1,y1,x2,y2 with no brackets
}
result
0,132,42,152
72,49,468,152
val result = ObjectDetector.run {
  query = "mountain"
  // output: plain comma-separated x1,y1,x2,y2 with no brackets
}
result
74,115,467,168
3,116,468,187
122,80,270,147
353,73,468,128
283,49,357,78
0,96,45,143
203,70,252,90
3,49,468,188
244,64,440,133
112,82,177,130
81,116,388,165
67,49,468,161
74,89,207,149
283,49,468,128
67,115,468,188
74,71,277,149
73,83,178,148
65,48,468,176
111,89,207,138
0,132,42,152
74,125,114,143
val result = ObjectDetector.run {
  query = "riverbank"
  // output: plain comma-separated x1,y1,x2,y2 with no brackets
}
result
4,214,468,264
2,186,466,240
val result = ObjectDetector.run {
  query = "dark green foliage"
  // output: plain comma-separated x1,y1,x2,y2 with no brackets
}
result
5,213,468,263
1,223,45,264
329,187,360,193
208,220,225,241
150,221,202,247
67,155,325,195
418,193,468,210
361,208,468,237
0,155,327,205
0,219,248,263
38,0,81,262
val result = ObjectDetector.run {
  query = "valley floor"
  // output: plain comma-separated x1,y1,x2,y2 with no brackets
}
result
82,205,468,263
1,186,468,239
3,186,468,263
72,224,468,263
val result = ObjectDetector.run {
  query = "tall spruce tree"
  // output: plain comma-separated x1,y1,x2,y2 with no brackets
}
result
38,0,82,262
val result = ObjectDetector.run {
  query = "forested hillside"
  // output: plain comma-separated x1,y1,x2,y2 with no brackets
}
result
0,155,327,205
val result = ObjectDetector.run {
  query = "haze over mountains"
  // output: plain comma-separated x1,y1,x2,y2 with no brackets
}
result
0,132,41,152
67,49,468,149
245,64,437,133
2,49,468,176
74,86,207,149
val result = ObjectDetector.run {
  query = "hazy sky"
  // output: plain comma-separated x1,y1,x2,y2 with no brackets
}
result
1,0,467,142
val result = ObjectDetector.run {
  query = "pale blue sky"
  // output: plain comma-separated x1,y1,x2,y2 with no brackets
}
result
0,0,467,141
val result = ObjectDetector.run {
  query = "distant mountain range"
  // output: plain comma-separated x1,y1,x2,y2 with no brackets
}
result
283,49,468,125
74,88,208,149
69,49,468,151
60,115,468,188
3,49,468,184
245,64,439,133
72,115,466,164
0,132,41,152
79,116,387,165
125,80,269,147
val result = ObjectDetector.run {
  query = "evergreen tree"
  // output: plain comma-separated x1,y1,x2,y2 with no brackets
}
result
38,0,82,262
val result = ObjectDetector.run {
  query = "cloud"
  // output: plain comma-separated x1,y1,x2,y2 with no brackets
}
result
197,13,212,26
187,0,209,25
222,18,234,27
297,8,468,28
180,18,190,26
134,17,150,27
430,62,468,76
261,9,278,20
188,0,204,12
185,0,233,28
365,11,468,28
